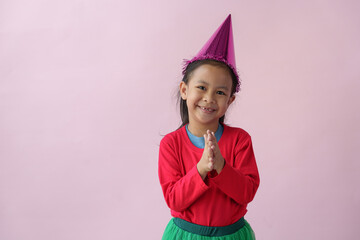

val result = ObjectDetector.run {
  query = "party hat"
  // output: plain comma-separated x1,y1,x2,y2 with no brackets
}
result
183,14,240,92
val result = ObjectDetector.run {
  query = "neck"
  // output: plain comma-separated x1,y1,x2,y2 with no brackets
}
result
187,122,220,137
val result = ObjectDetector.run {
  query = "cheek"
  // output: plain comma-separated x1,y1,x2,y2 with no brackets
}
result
186,94,201,108
221,98,231,108
187,98,196,107
187,91,199,101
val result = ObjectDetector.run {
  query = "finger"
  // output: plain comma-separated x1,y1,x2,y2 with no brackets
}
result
208,146,214,157
205,135,211,148
207,130,213,138
207,139,214,148
208,162,214,170
211,132,217,143
211,136,219,148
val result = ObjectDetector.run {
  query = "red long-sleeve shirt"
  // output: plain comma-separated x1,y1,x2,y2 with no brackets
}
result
158,124,260,227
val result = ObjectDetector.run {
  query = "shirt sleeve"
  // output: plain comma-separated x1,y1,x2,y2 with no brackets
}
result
210,135,260,205
158,137,209,212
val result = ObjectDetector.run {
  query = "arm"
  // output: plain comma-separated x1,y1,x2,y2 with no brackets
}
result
211,135,260,205
158,137,209,212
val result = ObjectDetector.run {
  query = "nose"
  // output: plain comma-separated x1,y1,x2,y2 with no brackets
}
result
203,92,215,103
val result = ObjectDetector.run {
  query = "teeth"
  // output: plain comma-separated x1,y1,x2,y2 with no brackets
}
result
201,107,214,112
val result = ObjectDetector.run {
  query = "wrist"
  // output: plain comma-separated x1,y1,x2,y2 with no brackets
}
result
216,158,225,174
197,163,208,180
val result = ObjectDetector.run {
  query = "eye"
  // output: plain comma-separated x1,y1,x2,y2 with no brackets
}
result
197,86,206,91
216,91,226,95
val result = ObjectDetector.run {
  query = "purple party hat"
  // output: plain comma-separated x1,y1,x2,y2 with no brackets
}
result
183,14,240,92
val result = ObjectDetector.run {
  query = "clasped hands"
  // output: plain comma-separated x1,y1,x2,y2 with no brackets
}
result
197,130,225,180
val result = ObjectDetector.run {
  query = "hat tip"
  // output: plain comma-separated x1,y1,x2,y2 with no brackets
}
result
226,14,232,22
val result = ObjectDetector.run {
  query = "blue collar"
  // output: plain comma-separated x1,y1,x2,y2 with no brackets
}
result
185,124,223,149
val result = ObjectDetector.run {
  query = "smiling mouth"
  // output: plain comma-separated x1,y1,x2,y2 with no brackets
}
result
198,106,216,113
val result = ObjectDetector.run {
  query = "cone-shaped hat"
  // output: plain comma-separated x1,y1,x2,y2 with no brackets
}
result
183,14,240,92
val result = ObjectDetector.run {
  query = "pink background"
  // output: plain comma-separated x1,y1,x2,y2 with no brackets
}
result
1,0,359,239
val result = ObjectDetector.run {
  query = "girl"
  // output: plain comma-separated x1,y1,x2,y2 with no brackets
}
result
158,15,260,240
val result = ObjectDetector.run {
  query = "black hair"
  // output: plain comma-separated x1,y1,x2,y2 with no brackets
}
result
177,59,239,129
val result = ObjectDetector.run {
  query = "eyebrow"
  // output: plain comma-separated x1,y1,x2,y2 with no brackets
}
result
196,80,230,91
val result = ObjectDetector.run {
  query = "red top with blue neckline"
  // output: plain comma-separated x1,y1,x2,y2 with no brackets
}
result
158,124,260,227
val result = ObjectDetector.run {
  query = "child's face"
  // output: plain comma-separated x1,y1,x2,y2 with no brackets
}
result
180,64,235,130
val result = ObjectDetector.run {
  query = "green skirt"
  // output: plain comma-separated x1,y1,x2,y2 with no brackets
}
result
162,217,256,240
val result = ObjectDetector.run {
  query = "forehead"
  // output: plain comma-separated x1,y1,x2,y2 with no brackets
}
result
189,64,233,87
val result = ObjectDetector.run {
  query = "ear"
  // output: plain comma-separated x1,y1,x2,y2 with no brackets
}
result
179,82,188,100
227,95,236,106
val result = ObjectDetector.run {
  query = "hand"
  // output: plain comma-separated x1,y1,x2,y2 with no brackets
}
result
197,132,215,180
207,130,225,174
